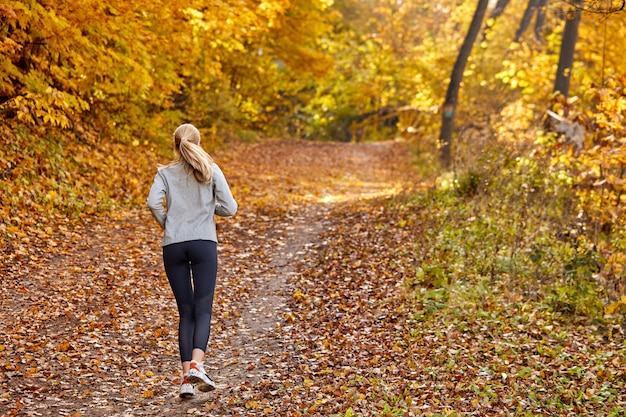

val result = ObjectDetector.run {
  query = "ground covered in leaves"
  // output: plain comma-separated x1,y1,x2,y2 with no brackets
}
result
1,139,625,416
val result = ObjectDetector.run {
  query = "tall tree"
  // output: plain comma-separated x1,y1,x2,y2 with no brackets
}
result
439,0,490,168
511,0,549,42
480,0,511,43
533,0,549,40
491,0,512,19
553,0,582,104
514,0,543,42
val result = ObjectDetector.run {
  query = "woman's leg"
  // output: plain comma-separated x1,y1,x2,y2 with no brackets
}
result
186,240,218,358
162,242,195,369
163,240,218,391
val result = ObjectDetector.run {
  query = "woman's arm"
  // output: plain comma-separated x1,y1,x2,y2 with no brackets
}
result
213,164,238,217
147,171,167,228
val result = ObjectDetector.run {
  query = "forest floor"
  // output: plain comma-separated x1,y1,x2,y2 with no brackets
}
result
1,138,626,417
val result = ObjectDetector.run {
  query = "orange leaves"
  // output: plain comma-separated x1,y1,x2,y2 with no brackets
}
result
0,127,163,259
2,138,626,415
1,0,338,147
56,341,72,353
0,3,18,20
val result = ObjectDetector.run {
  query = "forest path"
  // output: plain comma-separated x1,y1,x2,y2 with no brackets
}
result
0,138,418,417
199,139,417,415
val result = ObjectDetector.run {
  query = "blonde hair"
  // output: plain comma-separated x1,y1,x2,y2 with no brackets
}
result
168,123,214,183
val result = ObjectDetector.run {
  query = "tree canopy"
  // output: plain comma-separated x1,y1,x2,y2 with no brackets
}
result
1,0,625,306
2,0,623,142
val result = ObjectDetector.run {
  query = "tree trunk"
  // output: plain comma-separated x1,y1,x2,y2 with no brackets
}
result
439,0,490,169
534,0,549,40
490,0,511,20
553,0,582,101
514,0,540,42
481,0,511,43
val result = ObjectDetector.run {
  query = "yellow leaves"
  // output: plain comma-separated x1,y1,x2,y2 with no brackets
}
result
244,400,259,409
293,289,308,303
184,8,212,32
2,0,338,149
12,88,84,129
605,296,626,316
244,397,273,413
46,190,58,201
319,0,334,10
258,0,287,28
495,60,531,90
395,218,413,228
0,37,20,55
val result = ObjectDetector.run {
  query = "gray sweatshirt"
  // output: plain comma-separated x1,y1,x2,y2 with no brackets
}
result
147,162,238,246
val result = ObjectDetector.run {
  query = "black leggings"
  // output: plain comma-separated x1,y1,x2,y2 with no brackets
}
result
163,240,218,363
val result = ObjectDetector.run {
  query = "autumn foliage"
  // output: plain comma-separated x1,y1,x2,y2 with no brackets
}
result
2,0,626,415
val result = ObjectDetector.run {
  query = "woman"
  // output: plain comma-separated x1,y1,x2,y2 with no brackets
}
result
147,123,237,398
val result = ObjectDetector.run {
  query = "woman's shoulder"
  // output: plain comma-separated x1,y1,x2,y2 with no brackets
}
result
158,161,184,172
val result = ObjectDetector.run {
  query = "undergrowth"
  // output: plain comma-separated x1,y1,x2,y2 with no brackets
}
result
0,126,162,247
404,141,625,326
0,123,232,249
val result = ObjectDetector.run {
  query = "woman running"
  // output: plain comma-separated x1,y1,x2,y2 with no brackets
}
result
147,123,237,398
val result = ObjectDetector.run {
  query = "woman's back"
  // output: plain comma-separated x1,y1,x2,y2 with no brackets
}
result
148,161,237,246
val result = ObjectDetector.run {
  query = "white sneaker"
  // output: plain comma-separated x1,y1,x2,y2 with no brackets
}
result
180,373,194,398
187,360,216,392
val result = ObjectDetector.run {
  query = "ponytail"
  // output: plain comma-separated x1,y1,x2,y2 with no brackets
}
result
178,139,214,183
166,123,214,183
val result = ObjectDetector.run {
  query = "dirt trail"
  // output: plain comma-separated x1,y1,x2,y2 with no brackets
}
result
198,139,416,415
208,205,331,402
0,139,416,417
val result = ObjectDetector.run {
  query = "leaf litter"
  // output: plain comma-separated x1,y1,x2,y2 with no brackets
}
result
1,138,625,416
